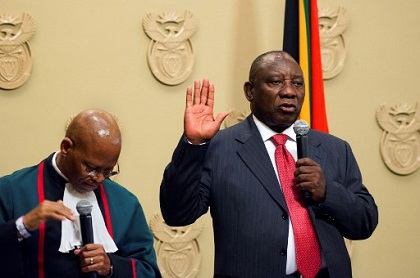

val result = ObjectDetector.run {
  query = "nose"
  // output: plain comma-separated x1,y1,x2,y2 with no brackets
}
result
279,80,297,97
89,171,106,183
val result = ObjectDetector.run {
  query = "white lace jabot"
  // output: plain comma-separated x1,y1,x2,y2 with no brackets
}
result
58,183,118,253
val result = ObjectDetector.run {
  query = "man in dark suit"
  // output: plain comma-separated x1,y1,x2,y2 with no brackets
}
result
160,51,378,278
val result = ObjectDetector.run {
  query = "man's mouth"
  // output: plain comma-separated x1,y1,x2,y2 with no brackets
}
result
278,103,296,113
82,182,99,191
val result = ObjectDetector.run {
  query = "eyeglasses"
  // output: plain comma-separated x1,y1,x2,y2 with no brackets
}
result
82,162,120,179
67,136,120,179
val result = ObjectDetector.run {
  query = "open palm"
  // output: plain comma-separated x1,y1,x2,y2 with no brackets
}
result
184,79,229,144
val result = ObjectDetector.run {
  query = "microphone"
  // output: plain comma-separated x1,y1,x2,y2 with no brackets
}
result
293,119,311,200
76,200,97,278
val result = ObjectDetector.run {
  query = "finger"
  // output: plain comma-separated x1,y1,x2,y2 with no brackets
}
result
61,208,76,221
205,82,215,107
54,200,76,221
78,245,106,269
200,78,209,105
78,243,97,253
51,213,72,222
88,256,94,267
186,86,193,108
80,256,95,273
214,111,230,125
193,80,201,105
52,206,75,222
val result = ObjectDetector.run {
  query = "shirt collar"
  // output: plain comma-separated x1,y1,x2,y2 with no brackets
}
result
52,151,69,182
252,115,297,142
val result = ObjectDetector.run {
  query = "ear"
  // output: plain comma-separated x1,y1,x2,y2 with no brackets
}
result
60,137,74,156
244,81,254,101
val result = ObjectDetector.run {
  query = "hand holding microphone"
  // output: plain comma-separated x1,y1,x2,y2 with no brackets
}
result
76,200,97,278
293,120,327,202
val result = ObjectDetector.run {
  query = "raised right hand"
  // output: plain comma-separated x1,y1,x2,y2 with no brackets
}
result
184,79,229,144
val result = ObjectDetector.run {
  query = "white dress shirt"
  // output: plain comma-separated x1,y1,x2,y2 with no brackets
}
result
252,115,298,275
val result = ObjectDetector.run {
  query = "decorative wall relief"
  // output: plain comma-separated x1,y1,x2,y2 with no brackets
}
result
0,13,36,90
143,11,197,86
150,213,203,278
319,6,349,80
223,108,250,129
376,102,420,175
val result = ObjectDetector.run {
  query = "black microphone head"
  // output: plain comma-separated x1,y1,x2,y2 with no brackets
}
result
76,200,93,215
293,119,310,136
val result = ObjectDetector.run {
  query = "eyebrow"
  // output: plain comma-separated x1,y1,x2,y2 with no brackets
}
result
83,160,113,171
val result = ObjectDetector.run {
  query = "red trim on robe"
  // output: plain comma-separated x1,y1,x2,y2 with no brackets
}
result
102,185,137,277
37,161,46,278
99,185,114,238
131,259,137,278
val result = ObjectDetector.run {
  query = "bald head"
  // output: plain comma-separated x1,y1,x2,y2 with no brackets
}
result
66,109,121,151
248,51,300,83
57,109,122,192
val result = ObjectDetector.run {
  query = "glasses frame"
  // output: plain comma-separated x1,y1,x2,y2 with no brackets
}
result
82,162,120,179
68,136,120,179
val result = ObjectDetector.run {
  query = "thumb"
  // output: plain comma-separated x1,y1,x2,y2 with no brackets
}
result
214,111,230,125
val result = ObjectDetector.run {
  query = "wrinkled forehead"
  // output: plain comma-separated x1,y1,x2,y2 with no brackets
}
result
257,54,303,77
266,53,299,67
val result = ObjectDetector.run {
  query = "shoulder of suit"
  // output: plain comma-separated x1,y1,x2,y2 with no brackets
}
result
308,129,348,147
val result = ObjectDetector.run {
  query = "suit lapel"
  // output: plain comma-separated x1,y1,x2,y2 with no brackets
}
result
307,130,326,168
235,116,289,212
306,131,327,218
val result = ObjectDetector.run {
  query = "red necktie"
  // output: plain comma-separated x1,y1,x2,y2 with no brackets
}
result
271,134,321,278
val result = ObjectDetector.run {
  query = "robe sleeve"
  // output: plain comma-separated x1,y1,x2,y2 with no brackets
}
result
0,176,25,278
0,221,24,277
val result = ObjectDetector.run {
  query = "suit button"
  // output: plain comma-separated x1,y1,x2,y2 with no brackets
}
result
280,249,287,256
282,213,288,220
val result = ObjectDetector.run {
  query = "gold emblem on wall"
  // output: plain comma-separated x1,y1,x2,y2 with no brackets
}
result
319,6,350,80
0,13,36,90
223,108,250,129
376,102,420,175
150,213,203,278
143,11,198,86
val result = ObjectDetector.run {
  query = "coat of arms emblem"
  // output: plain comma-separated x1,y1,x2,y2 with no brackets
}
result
143,11,197,86
0,13,36,90
150,213,203,277
376,102,420,175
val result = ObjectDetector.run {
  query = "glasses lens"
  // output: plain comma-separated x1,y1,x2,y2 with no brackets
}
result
83,162,119,178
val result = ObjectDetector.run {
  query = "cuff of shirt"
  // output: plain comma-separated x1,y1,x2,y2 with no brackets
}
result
16,216,32,241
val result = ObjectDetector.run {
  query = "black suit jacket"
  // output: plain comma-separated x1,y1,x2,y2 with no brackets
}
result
160,115,378,278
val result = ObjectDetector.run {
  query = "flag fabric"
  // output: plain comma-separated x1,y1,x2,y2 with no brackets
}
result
283,0,329,133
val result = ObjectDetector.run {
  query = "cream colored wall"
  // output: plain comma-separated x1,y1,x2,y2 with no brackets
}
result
0,0,419,277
